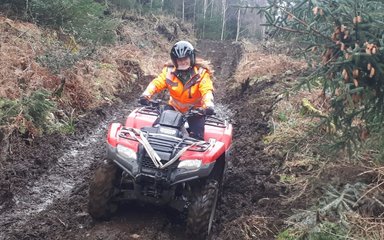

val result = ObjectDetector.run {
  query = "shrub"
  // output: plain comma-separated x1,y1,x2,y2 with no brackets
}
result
36,39,96,74
0,89,55,132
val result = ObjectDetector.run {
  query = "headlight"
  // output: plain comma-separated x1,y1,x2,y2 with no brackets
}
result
177,159,202,170
117,145,137,160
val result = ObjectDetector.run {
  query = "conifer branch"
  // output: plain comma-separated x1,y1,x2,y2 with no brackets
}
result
279,7,332,42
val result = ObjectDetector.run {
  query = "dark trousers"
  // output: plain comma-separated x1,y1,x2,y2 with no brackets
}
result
187,114,205,140
159,105,205,140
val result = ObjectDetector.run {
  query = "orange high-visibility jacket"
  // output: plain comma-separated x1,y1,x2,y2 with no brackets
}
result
142,65,214,113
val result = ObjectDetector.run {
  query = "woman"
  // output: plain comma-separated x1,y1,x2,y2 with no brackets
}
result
139,40,215,140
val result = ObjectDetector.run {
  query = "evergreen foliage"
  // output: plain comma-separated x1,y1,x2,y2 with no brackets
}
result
36,39,96,74
261,0,384,153
0,99,20,126
0,0,28,15
0,0,265,41
0,89,55,131
24,89,56,128
196,15,223,40
0,0,118,44
109,0,140,10
30,0,118,44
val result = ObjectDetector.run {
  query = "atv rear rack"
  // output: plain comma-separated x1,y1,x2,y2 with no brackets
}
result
205,116,227,128
137,106,159,116
137,105,228,129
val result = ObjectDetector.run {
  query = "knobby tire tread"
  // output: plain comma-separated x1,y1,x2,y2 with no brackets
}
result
186,180,219,240
88,161,117,220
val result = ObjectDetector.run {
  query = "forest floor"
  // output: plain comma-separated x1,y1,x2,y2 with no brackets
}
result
1,13,383,240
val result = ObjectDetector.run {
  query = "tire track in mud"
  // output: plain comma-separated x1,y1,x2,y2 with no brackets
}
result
0,105,138,239
0,124,105,238
198,40,283,239
196,40,242,100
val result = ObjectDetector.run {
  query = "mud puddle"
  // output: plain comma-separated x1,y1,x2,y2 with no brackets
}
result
0,103,138,239
0,125,104,234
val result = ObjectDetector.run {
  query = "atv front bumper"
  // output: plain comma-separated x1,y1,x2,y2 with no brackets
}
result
107,145,214,185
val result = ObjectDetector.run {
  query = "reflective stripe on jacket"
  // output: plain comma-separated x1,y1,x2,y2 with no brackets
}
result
143,65,214,113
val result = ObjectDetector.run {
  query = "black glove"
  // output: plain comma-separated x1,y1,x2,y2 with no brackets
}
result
205,106,215,116
139,95,150,106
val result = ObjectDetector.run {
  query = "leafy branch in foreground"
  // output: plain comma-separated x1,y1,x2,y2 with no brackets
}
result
280,180,384,240
262,0,384,154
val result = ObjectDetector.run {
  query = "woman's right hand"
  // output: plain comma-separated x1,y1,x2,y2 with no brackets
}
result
138,95,150,106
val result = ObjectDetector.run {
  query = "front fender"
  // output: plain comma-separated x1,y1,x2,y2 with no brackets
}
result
180,141,226,165
107,123,122,147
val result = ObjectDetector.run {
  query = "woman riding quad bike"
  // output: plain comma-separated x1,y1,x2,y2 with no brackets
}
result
88,41,232,239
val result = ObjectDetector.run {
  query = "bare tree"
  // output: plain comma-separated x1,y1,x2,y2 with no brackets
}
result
193,0,197,25
202,0,208,38
229,0,267,39
221,0,227,41
235,7,241,41
182,0,185,22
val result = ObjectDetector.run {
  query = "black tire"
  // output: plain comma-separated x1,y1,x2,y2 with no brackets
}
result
186,180,219,240
88,160,118,220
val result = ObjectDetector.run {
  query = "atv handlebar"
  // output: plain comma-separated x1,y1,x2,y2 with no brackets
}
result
138,98,214,117
147,99,162,107
138,97,162,107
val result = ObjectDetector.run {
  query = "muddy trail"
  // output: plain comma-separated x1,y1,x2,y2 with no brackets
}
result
0,40,284,240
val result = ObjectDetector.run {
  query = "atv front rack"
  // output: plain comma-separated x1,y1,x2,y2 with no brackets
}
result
118,127,213,170
119,128,211,152
144,133,211,153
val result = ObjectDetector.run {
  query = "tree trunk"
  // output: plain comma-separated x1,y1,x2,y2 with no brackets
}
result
203,0,208,38
174,0,177,16
210,0,214,19
221,0,226,41
138,0,142,16
182,0,185,22
193,0,197,25
235,8,241,42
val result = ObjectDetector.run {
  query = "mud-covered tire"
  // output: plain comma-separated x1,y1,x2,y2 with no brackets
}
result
186,180,219,240
88,160,118,220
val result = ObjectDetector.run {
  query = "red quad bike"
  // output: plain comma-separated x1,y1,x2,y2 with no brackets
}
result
88,100,232,239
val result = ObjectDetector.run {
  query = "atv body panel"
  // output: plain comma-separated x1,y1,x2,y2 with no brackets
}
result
125,107,232,148
108,105,232,188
